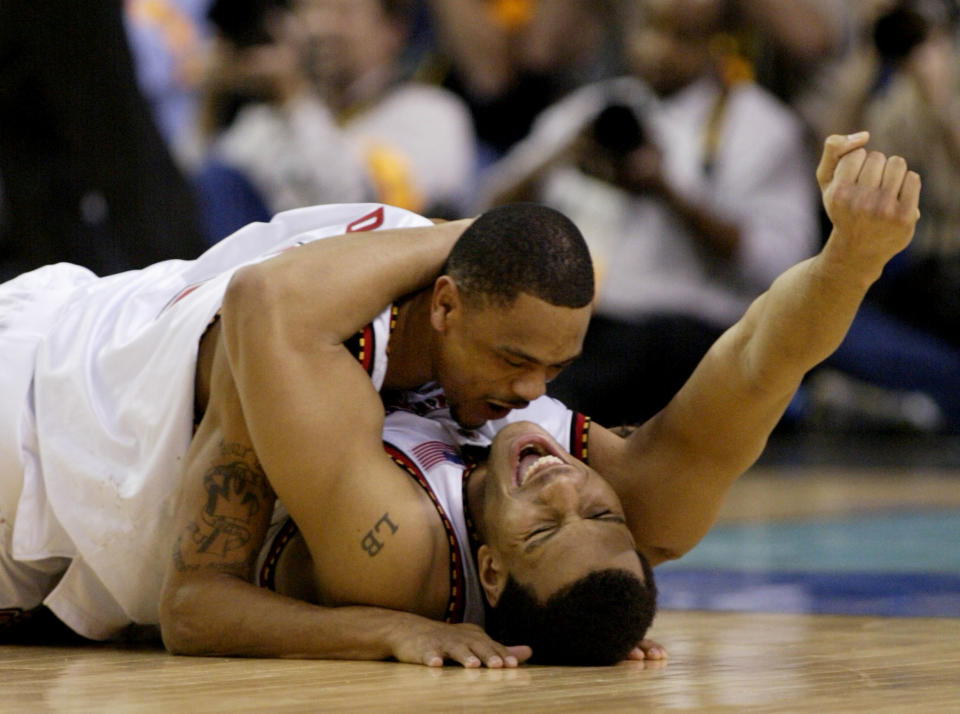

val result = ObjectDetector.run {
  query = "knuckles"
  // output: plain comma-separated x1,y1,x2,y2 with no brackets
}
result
818,142,920,258
825,183,918,236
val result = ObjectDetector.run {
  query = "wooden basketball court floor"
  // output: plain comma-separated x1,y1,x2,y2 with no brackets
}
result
3,432,960,713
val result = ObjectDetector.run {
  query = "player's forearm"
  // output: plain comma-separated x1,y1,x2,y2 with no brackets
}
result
161,572,414,660
604,137,920,561
222,219,471,354
733,244,873,394
606,253,874,561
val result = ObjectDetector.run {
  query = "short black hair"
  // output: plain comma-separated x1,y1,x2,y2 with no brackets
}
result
485,554,658,666
443,203,594,308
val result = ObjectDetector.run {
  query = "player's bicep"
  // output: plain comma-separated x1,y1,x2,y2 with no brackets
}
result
203,316,391,588
239,343,387,510
587,404,739,562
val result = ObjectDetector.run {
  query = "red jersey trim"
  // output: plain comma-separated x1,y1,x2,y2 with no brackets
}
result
383,442,466,624
570,412,591,465
258,517,300,592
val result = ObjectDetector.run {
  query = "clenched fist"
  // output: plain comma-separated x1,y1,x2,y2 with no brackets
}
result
816,132,921,284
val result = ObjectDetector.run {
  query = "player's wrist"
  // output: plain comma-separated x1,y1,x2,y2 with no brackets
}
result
818,228,888,291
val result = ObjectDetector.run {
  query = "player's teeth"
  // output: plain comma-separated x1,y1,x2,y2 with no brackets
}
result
523,455,563,483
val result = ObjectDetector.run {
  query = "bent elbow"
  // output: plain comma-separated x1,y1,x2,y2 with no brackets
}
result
644,545,687,567
220,263,282,361
222,263,274,326
159,581,211,656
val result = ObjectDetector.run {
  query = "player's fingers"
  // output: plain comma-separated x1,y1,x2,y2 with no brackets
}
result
482,641,530,667
632,639,669,660
421,650,445,668
899,170,922,218
880,155,908,198
816,131,870,188
507,645,532,665
857,151,887,189
833,148,869,187
487,643,524,668
464,640,511,668
445,643,483,668
643,643,668,660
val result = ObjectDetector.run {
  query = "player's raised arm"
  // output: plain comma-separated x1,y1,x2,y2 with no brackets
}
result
589,133,921,562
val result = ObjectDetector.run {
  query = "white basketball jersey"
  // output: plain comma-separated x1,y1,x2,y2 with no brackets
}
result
381,394,591,626
255,390,590,627
2,203,430,639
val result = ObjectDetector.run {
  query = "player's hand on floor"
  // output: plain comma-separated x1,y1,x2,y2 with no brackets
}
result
390,619,531,668
626,638,668,661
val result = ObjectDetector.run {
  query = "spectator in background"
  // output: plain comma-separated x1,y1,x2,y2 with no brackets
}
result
730,0,849,103
788,0,960,431
191,0,477,244
0,0,207,280
124,0,213,153
799,0,960,348
481,0,819,427
421,0,620,164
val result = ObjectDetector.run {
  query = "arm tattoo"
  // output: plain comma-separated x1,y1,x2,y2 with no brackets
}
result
173,441,274,575
361,512,399,557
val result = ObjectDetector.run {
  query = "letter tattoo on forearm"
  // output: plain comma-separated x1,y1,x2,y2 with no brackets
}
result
360,513,399,556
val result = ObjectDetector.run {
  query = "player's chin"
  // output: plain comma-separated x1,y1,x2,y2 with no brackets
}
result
450,404,485,430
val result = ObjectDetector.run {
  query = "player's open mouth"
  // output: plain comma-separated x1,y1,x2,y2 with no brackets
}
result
514,438,565,487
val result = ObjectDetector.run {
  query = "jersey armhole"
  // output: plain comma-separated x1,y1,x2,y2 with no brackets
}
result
570,412,591,465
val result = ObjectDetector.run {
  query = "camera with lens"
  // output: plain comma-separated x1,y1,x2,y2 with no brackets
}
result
588,103,647,158
872,1,943,63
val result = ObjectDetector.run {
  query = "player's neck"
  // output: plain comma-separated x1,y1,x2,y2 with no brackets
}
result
464,466,487,543
382,290,436,390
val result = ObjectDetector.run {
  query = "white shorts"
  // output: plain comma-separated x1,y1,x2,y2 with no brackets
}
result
0,264,94,610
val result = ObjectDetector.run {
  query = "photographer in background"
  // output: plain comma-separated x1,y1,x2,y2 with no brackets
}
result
480,0,819,427
188,0,477,244
800,0,960,350
788,0,960,431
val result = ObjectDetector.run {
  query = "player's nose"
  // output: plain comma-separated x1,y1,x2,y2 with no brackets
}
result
511,368,546,404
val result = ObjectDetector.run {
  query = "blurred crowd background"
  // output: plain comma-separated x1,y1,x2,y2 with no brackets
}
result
3,0,960,436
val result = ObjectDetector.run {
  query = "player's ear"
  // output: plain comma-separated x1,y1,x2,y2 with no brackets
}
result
430,275,463,333
476,544,508,607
